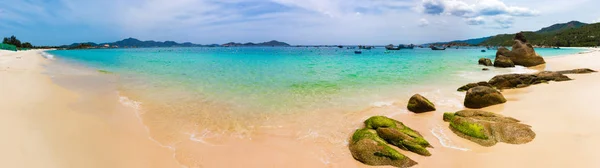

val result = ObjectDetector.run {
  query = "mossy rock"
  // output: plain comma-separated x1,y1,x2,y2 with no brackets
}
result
443,110,535,147
464,86,507,109
364,116,432,156
407,94,436,113
349,128,417,168
97,69,113,74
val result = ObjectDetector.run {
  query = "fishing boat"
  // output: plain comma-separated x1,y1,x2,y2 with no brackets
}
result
481,50,486,52
385,44,401,50
430,46,446,50
354,50,362,54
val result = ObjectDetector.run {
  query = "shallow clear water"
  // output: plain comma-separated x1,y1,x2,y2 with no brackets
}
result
47,47,584,113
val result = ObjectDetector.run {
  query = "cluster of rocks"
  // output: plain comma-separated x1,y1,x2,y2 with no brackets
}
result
478,32,546,68
443,110,536,146
349,116,432,167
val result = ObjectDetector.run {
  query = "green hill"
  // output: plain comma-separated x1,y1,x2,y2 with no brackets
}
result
480,22,600,47
536,21,587,33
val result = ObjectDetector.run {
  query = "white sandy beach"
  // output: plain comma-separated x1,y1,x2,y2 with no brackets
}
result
1,48,599,168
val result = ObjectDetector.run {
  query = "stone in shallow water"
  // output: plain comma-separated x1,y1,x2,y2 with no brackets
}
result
478,58,493,66
443,110,536,146
457,81,492,92
407,94,436,113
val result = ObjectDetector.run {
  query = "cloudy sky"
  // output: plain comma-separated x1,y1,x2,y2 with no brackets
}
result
0,0,598,46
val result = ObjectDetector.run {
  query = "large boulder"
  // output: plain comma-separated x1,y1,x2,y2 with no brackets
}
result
457,81,492,92
494,33,545,67
349,129,417,168
364,116,433,156
478,58,493,66
464,86,507,109
556,68,597,74
443,110,536,146
407,94,436,113
493,55,515,67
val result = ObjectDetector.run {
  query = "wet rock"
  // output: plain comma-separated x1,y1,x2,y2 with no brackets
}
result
556,68,597,74
457,81,492,92
443,110,536,146
350,128,417,168
482,68,490,71
487,72,570,89
407,94,436,113
493,55,515,68
464,86,507,109
478,58,493,66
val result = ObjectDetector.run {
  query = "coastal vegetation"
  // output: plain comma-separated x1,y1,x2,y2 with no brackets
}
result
1,35,33,50
481,21,600,47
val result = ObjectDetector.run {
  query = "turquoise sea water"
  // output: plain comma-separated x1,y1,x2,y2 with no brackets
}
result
47,47,584,112
45,47,585,137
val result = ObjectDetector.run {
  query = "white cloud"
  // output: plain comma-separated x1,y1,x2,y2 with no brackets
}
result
465,16,485,25
420,0,539,28
418,18,430,27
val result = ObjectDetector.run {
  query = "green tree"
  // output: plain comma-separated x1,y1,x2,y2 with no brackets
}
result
22,42,33,48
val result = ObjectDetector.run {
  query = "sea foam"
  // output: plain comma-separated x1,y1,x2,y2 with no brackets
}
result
41,52,55,60
430,125,469,151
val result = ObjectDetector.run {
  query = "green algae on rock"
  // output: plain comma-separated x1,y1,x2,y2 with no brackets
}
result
407,94,436,113
443,110,535,147
349,128,417,168
364,116,433,156
350,116,434,167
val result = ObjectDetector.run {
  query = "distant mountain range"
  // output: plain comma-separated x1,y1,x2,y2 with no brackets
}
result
480,21,600,47
64,38,290,49
431,21,599,47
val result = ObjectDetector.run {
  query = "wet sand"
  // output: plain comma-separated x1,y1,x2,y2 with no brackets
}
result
1,48,600,168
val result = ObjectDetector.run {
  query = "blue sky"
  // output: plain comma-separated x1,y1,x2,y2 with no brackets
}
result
1,0,598,46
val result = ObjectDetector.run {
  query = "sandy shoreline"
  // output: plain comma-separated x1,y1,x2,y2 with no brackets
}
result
1,48,599,168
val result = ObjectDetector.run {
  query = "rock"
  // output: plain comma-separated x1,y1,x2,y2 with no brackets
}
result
556,68,597,74
488,74,536,89
478,58,493,66
510,40,545,67
464,86,507,109
487,72,571,89
364,116,433,156
457,81,492,92
443,110,536,146
407,94,436,113
534,71,571,82
493,55,515,67
482,68,489,71
494,33,545,67
350,128,417,168
514,32,528,43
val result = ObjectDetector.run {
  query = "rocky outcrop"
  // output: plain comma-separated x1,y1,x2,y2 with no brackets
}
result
350,129,417,168
488,71,571,89
443,110,536,146
407,94,436,113
495,33,545,67
349,116,432,167
556,68,597,74
478,58,493,66
457,81,492,92
493,55,515,67
464,86,507,109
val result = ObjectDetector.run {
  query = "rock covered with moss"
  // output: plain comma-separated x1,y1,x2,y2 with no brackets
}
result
350,116,433,167
464,86,507,109
443,110,535,146
407,94,436,113
349,129,417,168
